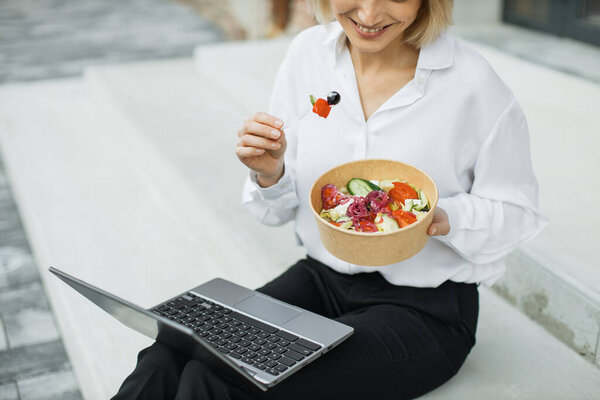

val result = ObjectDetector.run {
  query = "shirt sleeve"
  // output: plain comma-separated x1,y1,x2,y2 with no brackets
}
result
240,42,301,227
435,97,549,264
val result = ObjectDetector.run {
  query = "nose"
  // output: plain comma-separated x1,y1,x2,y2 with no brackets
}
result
357,0,382,27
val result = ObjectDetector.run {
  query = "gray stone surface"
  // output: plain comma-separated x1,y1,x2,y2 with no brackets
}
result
0,340,71,385
452,23,600,85
0,317,7,352
0,382,19,400
17,369,82,400
4,307,60,349
0,0,223,83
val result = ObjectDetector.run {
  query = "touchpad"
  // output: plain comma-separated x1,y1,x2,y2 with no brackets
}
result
234,295,301,325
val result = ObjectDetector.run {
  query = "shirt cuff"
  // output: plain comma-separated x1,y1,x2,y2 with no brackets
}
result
248,167,293,199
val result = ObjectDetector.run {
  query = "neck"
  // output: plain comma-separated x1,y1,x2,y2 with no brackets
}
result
348,37,419,74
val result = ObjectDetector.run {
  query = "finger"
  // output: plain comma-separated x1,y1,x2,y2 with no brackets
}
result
428,222,449,236
239,133,282,150
242,120,282,140
252,112,284,130
236,146,265,158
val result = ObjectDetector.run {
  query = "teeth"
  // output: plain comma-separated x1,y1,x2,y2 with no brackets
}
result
356,23,384,33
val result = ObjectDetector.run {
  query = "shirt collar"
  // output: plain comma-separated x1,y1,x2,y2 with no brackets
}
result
322,21,454,71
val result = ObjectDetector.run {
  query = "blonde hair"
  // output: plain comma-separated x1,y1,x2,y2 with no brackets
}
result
310,0,453,48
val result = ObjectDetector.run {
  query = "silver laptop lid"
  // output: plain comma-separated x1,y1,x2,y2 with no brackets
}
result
48,267,269,391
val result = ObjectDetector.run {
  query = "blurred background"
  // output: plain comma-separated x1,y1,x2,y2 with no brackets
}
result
1,0,599,399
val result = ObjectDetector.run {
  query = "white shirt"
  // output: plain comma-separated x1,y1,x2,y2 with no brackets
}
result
241,22,549,287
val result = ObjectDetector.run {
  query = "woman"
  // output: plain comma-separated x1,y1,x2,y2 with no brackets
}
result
113,0,548,399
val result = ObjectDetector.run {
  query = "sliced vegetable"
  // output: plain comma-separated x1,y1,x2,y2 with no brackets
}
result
391,209,418,228
312,98,331,118
355,219,378,232
347,178,382,196
416,190,429,211
388,182,419,206
375,213,400,233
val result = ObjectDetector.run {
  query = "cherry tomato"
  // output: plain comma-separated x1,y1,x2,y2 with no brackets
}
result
388,182,418,206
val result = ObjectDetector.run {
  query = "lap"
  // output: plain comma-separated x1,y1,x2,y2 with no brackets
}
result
254,304,459,400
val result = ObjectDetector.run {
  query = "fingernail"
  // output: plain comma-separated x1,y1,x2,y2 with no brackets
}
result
274,120,283,127
430,227,438,235
271,130,280,138
271,142,280,149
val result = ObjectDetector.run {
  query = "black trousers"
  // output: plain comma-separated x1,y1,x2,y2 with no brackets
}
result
112,256,479,400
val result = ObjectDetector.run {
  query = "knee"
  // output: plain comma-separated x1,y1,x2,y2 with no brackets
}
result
137,341,188,371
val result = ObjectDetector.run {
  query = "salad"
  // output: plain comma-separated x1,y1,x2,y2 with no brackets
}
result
319,177,430,233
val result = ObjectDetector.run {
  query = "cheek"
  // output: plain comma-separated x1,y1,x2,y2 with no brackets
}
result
329,0,355,16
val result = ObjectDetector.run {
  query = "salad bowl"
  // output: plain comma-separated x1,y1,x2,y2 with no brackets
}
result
309,159,439,266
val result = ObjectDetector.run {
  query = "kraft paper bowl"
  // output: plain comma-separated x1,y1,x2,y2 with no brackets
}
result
309,159,438,266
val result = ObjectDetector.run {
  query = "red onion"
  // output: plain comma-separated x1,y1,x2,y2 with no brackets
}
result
366,190,391,213
347,196,369,220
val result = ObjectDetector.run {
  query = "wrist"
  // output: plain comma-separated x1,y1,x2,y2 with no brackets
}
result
256,165,285,188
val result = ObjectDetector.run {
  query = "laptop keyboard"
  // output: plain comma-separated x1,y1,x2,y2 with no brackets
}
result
151,293,321,376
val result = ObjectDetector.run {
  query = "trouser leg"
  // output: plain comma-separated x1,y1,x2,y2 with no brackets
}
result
111,342,189,400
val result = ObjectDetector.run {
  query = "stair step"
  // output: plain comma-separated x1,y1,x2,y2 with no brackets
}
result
1,36,599,398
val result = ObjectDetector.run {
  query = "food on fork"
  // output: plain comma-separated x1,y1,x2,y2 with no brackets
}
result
309,91,340,118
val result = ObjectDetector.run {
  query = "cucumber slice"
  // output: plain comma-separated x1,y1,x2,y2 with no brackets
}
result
346,178,382,196
414,190,429,211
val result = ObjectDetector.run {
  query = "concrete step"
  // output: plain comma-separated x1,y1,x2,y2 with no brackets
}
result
0,74,303,399
194,36,600,368
2,55,600,399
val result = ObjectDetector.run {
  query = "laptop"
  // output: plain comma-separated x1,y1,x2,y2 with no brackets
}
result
48,267,353,391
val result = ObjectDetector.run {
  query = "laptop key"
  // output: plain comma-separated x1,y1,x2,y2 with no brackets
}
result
264,360,278,368
238,340,251,347
265,368,279,376
258,332,270,339
229,336,241,343
264,343,277,350
246,352,258,359
254,339,267,345
246,335,257,342
248,344,261,352
274,346,287,354
217,347,230,355
225,343,238,350
254,356,268,364
255,364,266,370
278,356,296,367
168,301,184,310
279,340,290,347
296,338,321,351
288,343,314,357
234,347,248,355
217,339,228,346
275,331,299,342
267,353,282,360
283,350,304,362
229,312,278,334
275,364,288,373
258,349,271,356
240,357,254,364
229,352,242,360
221,332,232,339
267,335,281,343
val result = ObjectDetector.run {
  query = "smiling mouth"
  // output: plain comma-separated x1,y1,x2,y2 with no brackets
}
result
351,19,392,33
